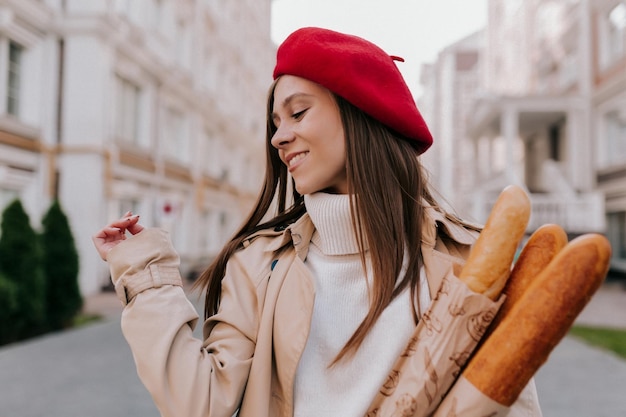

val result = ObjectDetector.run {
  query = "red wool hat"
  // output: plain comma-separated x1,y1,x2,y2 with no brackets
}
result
273,27,433,154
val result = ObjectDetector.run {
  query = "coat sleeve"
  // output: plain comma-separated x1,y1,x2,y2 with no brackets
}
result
107,228,257,417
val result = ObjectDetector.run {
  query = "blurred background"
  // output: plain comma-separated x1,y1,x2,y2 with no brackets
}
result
1,2,626,416
0,0,625,303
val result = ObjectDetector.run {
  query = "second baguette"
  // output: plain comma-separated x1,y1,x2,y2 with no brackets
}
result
484,223,568,338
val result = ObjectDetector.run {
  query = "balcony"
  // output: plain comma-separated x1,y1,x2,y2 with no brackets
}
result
476,190,606,235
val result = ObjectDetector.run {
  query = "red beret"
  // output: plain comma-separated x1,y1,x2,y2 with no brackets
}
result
273,27,433,154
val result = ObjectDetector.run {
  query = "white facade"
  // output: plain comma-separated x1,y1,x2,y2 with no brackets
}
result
418,31,484,220
0,0,274,294
592,0,626,272
421,0,626,270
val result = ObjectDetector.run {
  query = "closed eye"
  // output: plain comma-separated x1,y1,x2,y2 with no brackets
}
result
292,109,308,120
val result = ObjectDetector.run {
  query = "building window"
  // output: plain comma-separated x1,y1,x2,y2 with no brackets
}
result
199,209,211,251
607,212,626,261
7,41,23,116
199,207,229,253
163,107,189,164
602,108,626,166
219,210,230,243
119,198,140,217
204,130,230,181
175,19,191,70
600,3,626,70
115,75,141,145
609,3,626,55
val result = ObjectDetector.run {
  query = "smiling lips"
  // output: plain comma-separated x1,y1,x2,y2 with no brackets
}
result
287,151,309,169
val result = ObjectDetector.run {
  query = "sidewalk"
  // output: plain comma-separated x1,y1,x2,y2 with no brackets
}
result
1,280,625,416
0,319,160,417
572,279,626,329
536,336,626,417
534,278,626,416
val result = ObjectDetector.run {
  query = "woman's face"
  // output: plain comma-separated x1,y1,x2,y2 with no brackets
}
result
270,75,348,195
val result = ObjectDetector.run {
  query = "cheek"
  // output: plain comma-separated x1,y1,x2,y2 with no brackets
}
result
332,130,347,162
324,140,347,177
319,116,345,151
331,143,346,168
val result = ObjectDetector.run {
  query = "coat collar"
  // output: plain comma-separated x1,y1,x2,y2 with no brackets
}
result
259,213,316,261
421,206,479,299
254,207,478,300
422,206,478,247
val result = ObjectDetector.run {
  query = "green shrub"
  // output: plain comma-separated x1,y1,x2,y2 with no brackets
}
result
0,199,46,340
0,273,19,344
41,200,82,330
569,325,626,360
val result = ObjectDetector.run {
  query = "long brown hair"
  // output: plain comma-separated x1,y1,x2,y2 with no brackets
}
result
194,78,444,362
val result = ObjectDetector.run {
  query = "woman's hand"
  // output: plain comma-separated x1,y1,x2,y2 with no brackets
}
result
92,211,144,261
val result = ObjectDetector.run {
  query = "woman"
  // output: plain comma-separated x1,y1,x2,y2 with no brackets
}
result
93,27,542,416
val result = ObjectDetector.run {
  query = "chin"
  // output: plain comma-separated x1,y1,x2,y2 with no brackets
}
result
294,182,320,196
295,186,314,195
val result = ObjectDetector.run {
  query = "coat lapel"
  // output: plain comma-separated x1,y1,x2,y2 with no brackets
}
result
422,207,479,300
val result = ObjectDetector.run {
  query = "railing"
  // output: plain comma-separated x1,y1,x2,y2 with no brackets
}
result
479,191,606,234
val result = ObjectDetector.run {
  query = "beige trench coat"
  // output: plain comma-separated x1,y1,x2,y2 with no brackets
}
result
107,207,542,417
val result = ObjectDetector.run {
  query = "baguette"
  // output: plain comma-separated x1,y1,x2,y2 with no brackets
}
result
464,233,611,406
459,185,531,299
485,223,568,337
364,186,530,417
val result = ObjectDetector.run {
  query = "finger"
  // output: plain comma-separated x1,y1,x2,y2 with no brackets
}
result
123,214,141,231
124,214,143,233
92,230,123,261
108,215,139,230
127,222,144,235
93,226,124,240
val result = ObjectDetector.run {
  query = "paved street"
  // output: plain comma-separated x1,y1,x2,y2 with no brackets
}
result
1,281,625,416
0,319,159,417
0,319,158,417
536,336,626,417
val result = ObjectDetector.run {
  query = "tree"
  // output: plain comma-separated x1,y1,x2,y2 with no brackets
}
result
0,273,18,344
0,199,45,340
41,200,82,330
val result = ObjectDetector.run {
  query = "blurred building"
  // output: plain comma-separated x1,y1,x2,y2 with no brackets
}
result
0,0,274,294
419,30,484,219
421,0,626,272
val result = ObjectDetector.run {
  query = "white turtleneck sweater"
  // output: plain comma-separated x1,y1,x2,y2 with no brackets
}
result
293,192,431,417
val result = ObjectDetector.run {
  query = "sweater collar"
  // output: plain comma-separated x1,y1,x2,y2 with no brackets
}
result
304,192,364,255
262,198,479,277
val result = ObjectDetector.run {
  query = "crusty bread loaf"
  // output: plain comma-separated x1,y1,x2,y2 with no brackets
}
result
464,233,611,406
484,223,568,338
459,185,531,300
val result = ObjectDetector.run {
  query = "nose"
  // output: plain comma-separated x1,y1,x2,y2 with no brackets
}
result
270,123,295,149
